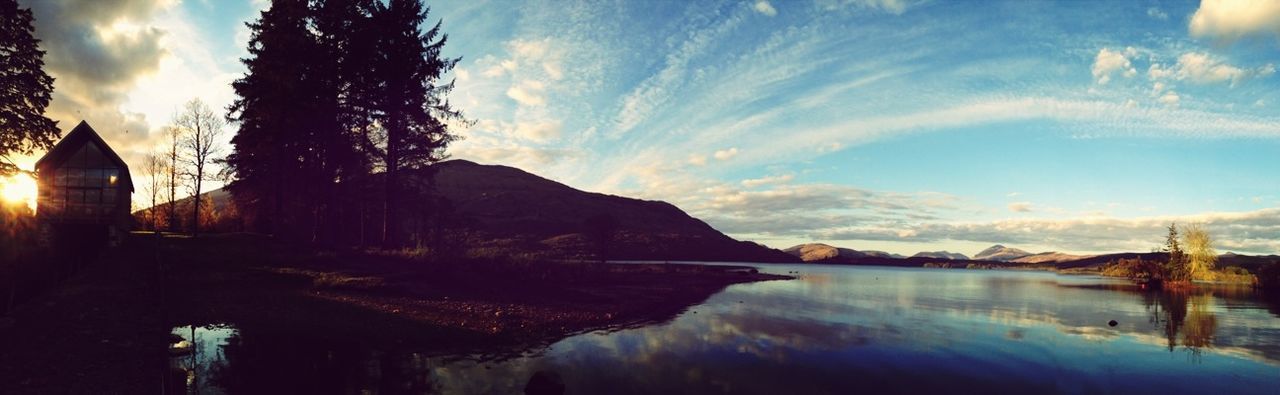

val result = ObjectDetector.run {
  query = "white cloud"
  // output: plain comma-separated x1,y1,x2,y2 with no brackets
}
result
1148,63,1173,80
815,207,1280,254
753,0,777,16
1008,202,1034,213
1147,52,1273,88
741,174,794,188
506,80,547,106
1158,91,1181,107
817,0,910,14
513,119,563,141
1091,48,1136,85
1189,0,1280,43
687,154,708,166
1176,52,1244,84
713,147,740,160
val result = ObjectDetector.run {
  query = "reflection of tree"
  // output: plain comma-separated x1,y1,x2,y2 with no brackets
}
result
192,327,442,394
1142,291,1217,358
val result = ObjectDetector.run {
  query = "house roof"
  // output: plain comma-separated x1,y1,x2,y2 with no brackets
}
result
34,121,135,192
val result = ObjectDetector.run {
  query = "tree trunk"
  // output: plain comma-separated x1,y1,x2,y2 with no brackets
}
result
191,170,202,238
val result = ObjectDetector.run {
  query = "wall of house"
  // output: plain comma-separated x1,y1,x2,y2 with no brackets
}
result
37,142,128,224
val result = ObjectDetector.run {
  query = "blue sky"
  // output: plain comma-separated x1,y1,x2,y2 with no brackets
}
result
15,0,1280,256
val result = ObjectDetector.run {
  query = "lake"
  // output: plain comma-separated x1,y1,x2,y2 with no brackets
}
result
168,264,1280,394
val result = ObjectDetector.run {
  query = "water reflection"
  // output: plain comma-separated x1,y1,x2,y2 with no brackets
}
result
1142,291,1220,359
166,266,1280,394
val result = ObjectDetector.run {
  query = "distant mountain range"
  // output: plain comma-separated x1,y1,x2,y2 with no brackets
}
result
782,243,906,263
911,251,970,260
782,242,1279,272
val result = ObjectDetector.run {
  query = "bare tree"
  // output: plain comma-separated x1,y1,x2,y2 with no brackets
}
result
141,152,168,232
162,125,184,232
173,98,225,238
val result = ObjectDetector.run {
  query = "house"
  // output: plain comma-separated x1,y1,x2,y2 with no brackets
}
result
34,121,134,247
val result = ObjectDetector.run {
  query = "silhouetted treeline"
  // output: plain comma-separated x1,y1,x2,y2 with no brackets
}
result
224,0,463,247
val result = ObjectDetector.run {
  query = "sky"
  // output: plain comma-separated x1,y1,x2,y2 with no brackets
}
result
10,0,1280,257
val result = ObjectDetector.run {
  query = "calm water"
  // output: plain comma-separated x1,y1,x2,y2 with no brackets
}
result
169,265,1280,394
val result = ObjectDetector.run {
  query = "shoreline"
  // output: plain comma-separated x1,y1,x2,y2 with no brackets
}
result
0,233,789,392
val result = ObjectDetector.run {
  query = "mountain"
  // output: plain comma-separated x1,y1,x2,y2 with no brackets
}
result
1011,252,1092,264
429,160,797,263
911,251,969,260
784,243,864,262
783,243,905,263
973,245,1034,261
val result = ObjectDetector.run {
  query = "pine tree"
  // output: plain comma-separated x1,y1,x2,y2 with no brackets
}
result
226,0,318,237
311,0,377,243
1163,222,1187,281
366,0,464,246
0,0,59,174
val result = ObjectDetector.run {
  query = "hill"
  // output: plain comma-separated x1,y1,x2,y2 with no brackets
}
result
973,245,1033,261
423,160,798,262
783,243,906,263
911,251,969,260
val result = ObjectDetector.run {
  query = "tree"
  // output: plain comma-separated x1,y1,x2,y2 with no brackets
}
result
0,0,59,175
226,0,319,238
163,125,185,232
365,0,464,246
141,152,168,232
1163,222,1187,281
1182,223,1217,281
174,98,225,237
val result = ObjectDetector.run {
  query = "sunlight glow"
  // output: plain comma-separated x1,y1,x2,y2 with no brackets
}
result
0,174,38,211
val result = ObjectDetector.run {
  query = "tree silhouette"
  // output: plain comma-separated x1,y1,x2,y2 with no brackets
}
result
174,98,225,238
0,0,59,175
226,0,318,238
364,0,464,246
225,0,462,247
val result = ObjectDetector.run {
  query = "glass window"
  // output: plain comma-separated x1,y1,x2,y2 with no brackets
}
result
68,189,84,204
54,171,67,187
71,146,88,167
85,189,102,204
105,169,120,186
103,189,117,205
85,144,107,167
66,168,84,187
87,169,104,187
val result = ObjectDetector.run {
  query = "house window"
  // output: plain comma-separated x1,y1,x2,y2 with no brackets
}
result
51,143,122,208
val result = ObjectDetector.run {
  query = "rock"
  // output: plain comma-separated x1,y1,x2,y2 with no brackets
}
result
1108,320,1118,327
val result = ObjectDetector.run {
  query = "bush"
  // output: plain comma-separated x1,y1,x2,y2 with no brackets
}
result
1102,257,1164,280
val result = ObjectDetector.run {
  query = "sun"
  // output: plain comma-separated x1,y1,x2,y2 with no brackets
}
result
0,173,38,211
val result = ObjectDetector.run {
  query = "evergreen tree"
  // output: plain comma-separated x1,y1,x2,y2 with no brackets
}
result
366,0,464,246
311,0,377,243
1163,222,1187,281
0,0,59,174
226,0,318,237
